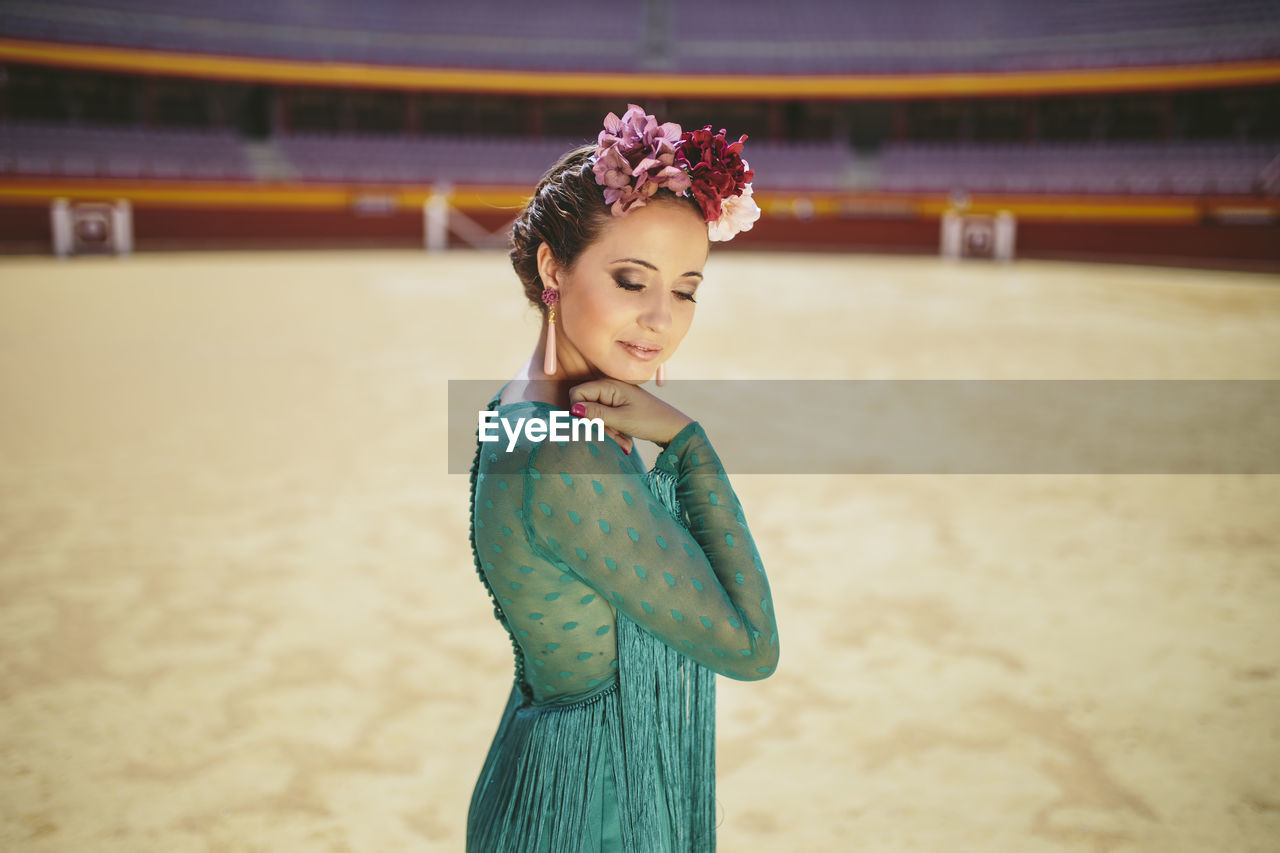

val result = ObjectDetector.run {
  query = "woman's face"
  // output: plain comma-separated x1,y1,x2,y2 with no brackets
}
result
538,199,710,384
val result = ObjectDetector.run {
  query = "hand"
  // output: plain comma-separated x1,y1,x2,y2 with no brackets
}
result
569,378,693,455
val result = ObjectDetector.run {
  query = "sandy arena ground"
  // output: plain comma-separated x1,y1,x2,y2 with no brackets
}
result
0,248,1277,852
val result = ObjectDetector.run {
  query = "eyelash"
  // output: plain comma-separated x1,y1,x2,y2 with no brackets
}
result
614,278,697,303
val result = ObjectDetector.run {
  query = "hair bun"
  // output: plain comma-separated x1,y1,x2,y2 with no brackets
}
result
509,142,700,311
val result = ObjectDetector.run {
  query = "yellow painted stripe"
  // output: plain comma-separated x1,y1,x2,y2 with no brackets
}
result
916,199,1201,222
2,37,1279,97
3,179,1275,223
0,180,531,209
757,192,1222,222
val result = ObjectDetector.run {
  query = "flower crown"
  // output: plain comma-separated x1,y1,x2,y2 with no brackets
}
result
588,103,761,242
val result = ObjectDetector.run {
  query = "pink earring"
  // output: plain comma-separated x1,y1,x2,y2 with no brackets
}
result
656,361,667,386
541,288,559,375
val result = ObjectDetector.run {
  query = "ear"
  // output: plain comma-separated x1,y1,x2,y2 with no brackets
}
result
535,242,563,293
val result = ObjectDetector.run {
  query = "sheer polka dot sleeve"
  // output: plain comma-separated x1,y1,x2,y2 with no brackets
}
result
521,421,780,682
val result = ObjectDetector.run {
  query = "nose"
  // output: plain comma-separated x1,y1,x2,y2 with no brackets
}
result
637,287,672,334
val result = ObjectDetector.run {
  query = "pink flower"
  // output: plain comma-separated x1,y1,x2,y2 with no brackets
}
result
707,179,761,242
592,145,632,191
591,104,691,215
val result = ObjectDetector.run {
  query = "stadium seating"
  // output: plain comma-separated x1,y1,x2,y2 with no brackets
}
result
673,0,1280,72
276,133,852,190
274,132,582,184
3,119,1275,196
1,0,1275,73
0,120,252,180
0,120,852,190
877,140,1279,195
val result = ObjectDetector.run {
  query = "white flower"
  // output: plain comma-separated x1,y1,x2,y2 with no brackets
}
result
707,181,761,242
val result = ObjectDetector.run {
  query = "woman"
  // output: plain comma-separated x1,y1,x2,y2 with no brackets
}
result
467,104,779,852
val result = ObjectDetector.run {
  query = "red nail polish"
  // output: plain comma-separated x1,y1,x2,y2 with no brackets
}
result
624,444,631,455
570,402,586,417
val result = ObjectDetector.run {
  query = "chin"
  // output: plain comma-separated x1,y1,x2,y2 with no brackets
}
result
603,363,653,385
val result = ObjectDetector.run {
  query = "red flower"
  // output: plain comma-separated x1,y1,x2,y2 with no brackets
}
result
675,126,755,223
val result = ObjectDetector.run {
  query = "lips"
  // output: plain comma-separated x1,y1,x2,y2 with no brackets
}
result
619,340,663,361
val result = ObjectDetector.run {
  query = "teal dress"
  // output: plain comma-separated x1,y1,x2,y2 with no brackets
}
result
466,388,779,852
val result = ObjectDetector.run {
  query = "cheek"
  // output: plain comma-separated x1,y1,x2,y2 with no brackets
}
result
671,305,696,343
566,289,627,347
595,294,631,328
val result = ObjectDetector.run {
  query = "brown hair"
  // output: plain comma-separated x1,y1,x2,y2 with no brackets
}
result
508,142,703,312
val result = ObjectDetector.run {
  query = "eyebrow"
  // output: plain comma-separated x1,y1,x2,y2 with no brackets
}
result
610,257,703,280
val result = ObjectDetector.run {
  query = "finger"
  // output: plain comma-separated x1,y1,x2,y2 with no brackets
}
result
568,379,605,406
603,426,633,455
570,378,631,410
570,397,609,425
569,389,627,426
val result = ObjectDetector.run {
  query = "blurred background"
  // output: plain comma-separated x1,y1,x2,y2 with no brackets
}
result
1,0,1278,266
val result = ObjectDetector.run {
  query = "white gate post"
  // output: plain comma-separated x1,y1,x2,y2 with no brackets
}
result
994,210,1016,262
113,199,133,255
940,209,961,259
51,198,72,258
424,182,452,252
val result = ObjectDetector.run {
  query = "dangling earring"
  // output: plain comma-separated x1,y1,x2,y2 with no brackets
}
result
655,361,667,386
541,288,559,376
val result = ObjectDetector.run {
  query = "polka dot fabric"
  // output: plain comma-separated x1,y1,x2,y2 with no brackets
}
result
473,398,780,705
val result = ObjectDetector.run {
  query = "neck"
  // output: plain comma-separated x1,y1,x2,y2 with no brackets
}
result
513,327,601,408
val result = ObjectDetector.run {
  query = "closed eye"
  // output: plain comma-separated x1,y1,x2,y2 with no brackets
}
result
615,277,696,303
